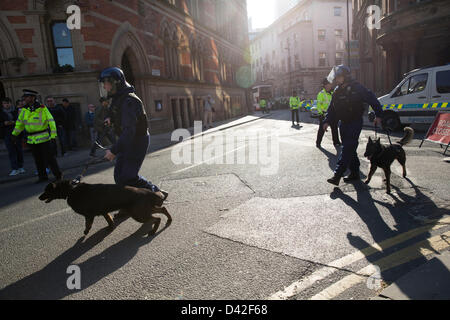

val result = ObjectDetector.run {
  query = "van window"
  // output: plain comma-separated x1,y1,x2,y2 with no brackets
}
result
408,73,428,94
393,78,409,97
436,70,450,93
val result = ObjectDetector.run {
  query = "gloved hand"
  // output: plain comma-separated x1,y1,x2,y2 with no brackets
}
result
11,135,18,144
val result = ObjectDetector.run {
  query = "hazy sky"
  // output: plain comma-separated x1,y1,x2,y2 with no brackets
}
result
247,0,277,30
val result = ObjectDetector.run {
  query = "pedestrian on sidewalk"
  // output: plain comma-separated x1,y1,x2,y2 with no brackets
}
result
46,97,67,157
323,65,383,185
85,103,96,154
99,67,167,199
203,95,215,129
90,97,116,157
61,98,78,151
1,97,25,176
316,78,341,148
12,89,62,183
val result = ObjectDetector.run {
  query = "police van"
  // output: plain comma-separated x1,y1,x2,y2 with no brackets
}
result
375,64,450,130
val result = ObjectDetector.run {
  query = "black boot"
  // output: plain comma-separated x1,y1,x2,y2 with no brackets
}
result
327,174,342,186
343,172,360,183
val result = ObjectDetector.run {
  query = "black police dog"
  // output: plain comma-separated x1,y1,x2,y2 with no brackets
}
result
39,180,171,236
364,127,414,194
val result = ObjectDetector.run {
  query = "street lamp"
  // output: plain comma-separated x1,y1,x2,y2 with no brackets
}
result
284,43,292,97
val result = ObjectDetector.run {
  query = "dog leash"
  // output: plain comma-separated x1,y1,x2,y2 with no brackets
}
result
72,141,110,184
374,124,393,146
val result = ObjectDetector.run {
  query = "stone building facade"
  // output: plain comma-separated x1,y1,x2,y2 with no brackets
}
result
250,0,352,100
0,0,251,134
352,0,450,96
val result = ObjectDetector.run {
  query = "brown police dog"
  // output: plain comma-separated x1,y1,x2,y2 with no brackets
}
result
39,180,171,236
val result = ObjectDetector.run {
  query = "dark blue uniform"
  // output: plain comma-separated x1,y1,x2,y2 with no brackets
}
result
109,86,160,192
324,80,383,177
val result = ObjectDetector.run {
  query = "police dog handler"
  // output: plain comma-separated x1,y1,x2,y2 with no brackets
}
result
322,65,383,185
98,67,167,199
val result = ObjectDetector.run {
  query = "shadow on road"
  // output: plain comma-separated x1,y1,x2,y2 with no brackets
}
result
331,178,449,298
0,218,171,300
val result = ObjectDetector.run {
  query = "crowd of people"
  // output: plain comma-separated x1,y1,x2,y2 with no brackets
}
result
0,93,117,178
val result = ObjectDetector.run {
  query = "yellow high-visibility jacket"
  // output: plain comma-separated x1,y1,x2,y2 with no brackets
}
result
290,96,300,110
317,89,333,115
259,99,267,108
12,102,57,144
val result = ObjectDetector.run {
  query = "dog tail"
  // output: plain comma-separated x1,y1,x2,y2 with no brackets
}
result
397,127,414,146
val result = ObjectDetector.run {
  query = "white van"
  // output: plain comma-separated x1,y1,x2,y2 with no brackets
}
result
375,64,450,130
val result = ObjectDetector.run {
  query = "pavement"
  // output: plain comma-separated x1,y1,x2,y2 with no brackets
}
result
0,109,448,300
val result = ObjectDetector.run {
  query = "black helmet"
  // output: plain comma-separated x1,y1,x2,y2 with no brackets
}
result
327,65,351,83
98,67,131,98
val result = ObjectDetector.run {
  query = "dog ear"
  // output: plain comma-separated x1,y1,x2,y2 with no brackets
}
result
368,136,372,143
376,138,381,144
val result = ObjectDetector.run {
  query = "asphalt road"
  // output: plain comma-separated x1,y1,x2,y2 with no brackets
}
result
0,110,449,300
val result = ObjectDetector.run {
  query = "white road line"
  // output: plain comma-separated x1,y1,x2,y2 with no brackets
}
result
0,207,72,234
311,230,450,300
268,216,450,300
170,145,246,174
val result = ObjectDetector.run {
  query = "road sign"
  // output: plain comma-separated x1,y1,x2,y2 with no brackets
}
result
419,112,450,155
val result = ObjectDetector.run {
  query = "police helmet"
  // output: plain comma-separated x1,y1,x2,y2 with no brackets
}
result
98,67,131,98
327,65,351,84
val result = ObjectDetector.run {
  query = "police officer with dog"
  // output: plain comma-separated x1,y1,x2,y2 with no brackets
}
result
322,65,383,185
98,67,168,199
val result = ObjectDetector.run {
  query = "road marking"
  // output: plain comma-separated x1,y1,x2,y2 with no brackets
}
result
311,229,450,300
268,216,450,300
170,145,247,174
0,207,72,234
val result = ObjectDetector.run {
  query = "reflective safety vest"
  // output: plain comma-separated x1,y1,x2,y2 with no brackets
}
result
317,89,333,115
12,103,57,144
259,99,267,108
289,96,300,110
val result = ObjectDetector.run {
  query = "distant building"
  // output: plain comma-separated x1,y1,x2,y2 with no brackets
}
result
352,0,450,96
0,0,251,134
250,0,352,100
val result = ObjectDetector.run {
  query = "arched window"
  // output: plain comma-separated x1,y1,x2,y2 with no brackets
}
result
190,39,204,81
163,26,180,79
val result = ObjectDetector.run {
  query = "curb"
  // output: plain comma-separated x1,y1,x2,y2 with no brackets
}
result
0,113,270,185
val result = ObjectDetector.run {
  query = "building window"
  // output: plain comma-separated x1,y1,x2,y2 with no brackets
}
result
51,22,75,67
335,29,343,37
318,30,326,41
186,0,199,19
319,52,327,67
334,7,342,16
436,71,450,93
335,52,343,65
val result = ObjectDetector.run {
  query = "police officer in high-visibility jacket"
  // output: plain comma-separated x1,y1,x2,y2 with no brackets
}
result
259,98,267,114
316,78,341,148
12,89,62,183
290,91,300,126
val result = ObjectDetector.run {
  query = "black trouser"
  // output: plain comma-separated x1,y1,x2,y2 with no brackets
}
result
29,141,62,179
291,109,299,125
317,115,340,146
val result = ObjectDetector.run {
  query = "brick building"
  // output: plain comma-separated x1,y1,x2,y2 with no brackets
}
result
0,0,251,134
